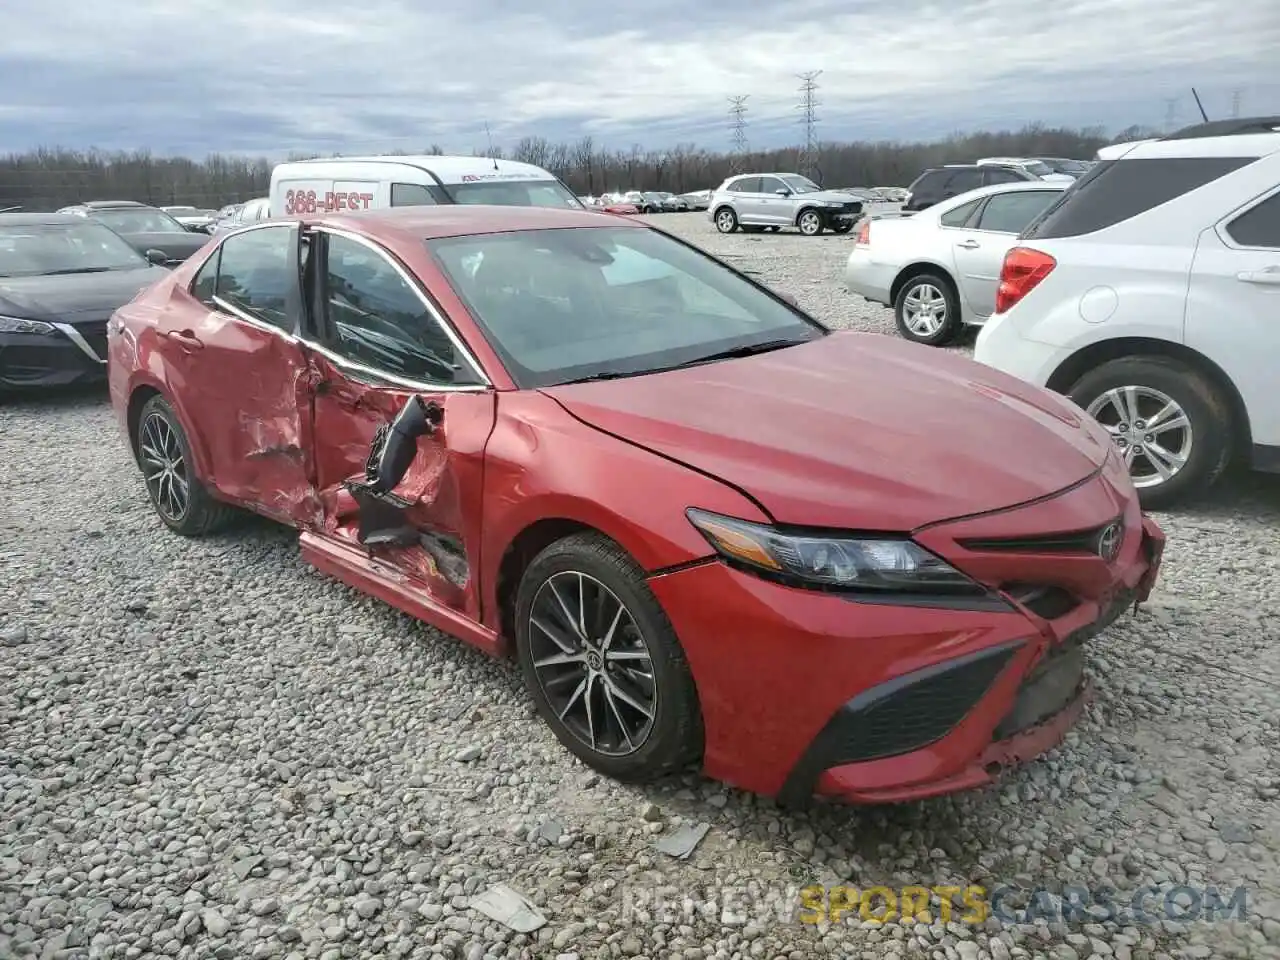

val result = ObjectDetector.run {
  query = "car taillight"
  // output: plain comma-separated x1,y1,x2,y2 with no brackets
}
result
995,246,1056,314
855,220,870,245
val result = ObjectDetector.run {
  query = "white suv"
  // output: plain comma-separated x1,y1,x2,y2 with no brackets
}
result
974,117,1280,507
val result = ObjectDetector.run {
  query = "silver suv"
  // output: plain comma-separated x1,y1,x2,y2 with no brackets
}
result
708,173,864,236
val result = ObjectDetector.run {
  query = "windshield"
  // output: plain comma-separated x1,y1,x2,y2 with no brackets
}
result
92,207,188,234
0,221,147,278
428,226,825,389
780,175,821,193
444,179,584,209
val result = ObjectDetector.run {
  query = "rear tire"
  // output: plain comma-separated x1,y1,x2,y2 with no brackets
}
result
1067,356,1233,509
714,207,739,233
893,272,962,346
514,532,703,783
135,394,237,537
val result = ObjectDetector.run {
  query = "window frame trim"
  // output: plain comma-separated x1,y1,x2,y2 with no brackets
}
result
1216,183,1280,252
307,226,493,393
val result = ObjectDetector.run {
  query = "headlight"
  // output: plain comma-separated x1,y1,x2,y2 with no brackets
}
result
686,508,985,595
0,315,56,335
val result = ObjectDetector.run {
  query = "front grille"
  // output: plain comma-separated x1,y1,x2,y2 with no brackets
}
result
74,320,109,361
958,517,1120,555
819,644,1019,765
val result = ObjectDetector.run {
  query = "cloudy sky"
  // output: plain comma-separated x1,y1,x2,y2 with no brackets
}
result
3,0,1278,158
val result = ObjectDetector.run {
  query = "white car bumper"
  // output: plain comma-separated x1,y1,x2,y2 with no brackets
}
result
844,248,895,307
973,311,1070,388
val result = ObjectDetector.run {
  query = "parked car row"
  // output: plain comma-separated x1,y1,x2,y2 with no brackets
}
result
847,117,1280,507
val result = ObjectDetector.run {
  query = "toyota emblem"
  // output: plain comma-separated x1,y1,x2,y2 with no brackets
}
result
1096,522,1123,562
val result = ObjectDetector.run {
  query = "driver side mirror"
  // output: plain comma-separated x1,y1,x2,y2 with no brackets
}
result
366,395,444,495
775,188,792,196
144,249,168,266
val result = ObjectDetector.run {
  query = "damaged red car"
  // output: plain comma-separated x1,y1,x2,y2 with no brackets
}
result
108,206,1165,805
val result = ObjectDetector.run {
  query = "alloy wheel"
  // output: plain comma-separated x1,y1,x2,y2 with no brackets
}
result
715,210,736,232
527,570,657,756
139,411,190,522
798,212,821,235
1086,386,1193,488
902,282,947,337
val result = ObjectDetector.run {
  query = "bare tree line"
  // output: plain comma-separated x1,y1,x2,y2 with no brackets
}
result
0,123,1162,212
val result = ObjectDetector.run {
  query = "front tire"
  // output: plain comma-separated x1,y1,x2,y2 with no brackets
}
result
797,209,824,236
714,207,739,233
1067,356,1232,508
893,272,962,346
514,532,703,783
135,395,236,536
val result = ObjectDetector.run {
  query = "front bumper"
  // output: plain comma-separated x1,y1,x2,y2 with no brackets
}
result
648,484,1164,806
0,320,109,389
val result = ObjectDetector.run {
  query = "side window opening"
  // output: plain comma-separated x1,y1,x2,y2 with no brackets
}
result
320,233,483,386
1023,156,1255,240
212,227,295,331
391,183,437,207
1225,192,1280,248
191,247,220,305
939,199,981,228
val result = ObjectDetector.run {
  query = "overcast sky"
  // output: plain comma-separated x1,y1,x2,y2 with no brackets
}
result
3,0,1278,158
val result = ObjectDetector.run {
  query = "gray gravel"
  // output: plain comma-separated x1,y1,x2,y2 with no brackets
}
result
3,212,1279,960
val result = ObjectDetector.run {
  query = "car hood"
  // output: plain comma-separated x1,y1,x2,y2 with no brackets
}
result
113,231,210,260
804,190,862,204
0,266,171,321
540,331,1110,531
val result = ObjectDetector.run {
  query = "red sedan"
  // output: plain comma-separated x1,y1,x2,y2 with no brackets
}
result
107,205,1164,805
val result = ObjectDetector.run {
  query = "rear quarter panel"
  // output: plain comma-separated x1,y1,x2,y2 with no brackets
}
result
1000,239,1193,353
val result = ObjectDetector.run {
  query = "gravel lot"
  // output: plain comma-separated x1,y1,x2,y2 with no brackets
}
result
3,211,1279,960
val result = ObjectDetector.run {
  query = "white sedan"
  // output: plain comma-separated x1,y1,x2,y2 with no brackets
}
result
845,181,1067,346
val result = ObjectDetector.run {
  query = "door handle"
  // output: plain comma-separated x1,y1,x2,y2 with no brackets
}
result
956,240,980,249
163,329,203,350
1237,268,1280,285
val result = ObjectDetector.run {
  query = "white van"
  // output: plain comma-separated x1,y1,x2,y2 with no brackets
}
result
268,155,584,217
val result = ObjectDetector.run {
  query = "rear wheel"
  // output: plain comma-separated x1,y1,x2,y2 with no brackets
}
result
797,209,824,236
136,394,236,536
714,207,739,233
893,272,961,346
514,532,703,782
1068,356,1232,508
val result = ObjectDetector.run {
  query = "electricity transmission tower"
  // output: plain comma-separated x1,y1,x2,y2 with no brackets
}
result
1163,97,1179,131
1231,89,1243,118
796,71,822,181
728,96,749,173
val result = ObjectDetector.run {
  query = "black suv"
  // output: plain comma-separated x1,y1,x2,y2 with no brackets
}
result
902,164,1036,212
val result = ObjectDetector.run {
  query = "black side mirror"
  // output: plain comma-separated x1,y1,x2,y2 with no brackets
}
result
144,249,168,266
366,396,444,494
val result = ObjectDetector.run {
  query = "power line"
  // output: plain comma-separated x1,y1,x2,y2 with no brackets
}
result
796,71,822,182
728,96,749,174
